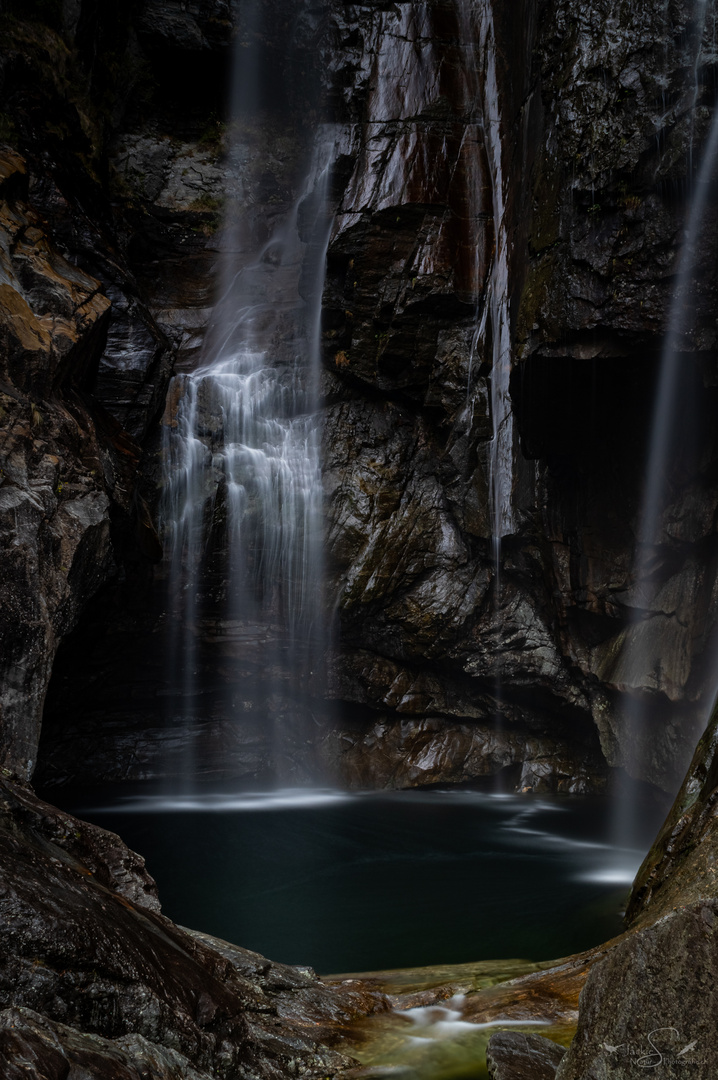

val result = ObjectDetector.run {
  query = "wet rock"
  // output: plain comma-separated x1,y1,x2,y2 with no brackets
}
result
0,777,371,1077
626,697,718,926
319,715,605,794
96,282,173,441
334,949,597,1078
0,149,119,780
108,128,232,369
554,901,718,1080
0,1007,216,1080
316,0,718,794
486,1032,566,1080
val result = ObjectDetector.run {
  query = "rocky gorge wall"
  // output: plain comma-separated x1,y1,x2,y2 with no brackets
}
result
318,0,718,796
1,0,717,800
3,3,718,1080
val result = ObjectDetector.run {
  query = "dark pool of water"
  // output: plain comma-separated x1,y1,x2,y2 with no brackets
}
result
61,786,655,974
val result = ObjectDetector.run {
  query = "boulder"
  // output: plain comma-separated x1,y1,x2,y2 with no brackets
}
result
0,777,374,1077
554,901,718,1079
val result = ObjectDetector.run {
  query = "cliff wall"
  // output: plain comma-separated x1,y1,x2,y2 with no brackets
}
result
1,0,717,798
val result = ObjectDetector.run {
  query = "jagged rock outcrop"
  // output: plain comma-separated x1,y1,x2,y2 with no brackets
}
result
0,776,377,1077
0,147,116,779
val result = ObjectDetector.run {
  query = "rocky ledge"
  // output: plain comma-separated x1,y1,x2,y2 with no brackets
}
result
0,775,389,1078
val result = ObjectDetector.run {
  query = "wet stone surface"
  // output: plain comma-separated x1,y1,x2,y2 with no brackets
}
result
486,1032,566,1080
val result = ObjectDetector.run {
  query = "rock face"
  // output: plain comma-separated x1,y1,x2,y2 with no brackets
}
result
319,714,601,793
626,697,718,926
314,0,718,792
553,900,718,1079
0,776,377,1077
0,8,179,782
4,0,718,797
0,146,115,780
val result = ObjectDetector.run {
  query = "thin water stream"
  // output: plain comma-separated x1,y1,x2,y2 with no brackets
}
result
612,8,718,843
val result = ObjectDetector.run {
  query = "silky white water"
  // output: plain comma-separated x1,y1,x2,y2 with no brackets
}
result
159,8,338,781
612,6,718,846
473,0,515,746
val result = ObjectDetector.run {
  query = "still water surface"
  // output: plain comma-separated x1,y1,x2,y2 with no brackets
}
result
67,788,650,974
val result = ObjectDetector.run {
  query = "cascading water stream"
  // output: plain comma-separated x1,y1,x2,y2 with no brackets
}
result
613,6,718,852
159,0,338,786
452,0,516,773
477,1,515,757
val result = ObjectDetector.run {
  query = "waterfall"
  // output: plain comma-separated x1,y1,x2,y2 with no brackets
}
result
481,17,515,574
476,1,515,757
159,8,336,787
612,5,718,845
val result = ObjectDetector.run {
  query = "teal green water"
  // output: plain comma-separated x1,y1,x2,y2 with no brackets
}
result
68,788,642,973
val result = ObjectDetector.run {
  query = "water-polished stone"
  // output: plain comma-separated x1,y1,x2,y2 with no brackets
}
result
487,1032,566,1080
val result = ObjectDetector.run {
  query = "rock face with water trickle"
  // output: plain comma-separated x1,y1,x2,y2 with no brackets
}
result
317,0,718,794
3,0,718,798
625,697,718,927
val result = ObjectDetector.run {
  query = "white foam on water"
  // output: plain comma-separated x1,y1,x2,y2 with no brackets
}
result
576,852,644,886
402,1005,552,1044
401,994,553,1044
502,827,609,853
86,788,353,814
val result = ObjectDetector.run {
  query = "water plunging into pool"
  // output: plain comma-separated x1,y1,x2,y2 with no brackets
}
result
613,7,718,848
50,10,690,1066
475,1,515,754
69,784,650,974
159,0,338,785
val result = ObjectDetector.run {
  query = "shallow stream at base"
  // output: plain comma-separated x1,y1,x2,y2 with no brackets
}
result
60,787,661,975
